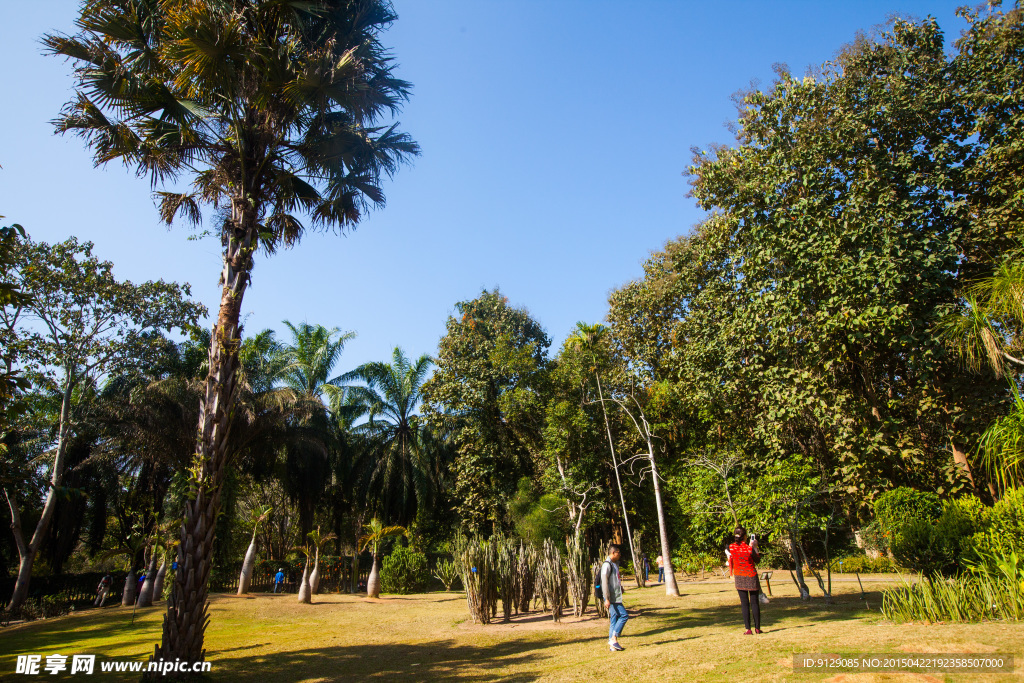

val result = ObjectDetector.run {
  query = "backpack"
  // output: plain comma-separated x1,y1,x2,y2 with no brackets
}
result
593,561,610,601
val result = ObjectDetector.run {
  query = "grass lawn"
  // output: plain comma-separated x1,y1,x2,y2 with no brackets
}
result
1,575,1022,681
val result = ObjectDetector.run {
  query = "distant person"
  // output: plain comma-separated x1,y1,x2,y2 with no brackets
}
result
656,554,664,583
642,554,650,583
600,543,629,652
273,568,285,593
136,573,146,603
727,525,762,634
94,573,112,607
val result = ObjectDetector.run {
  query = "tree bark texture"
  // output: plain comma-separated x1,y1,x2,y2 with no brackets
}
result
150,215,254,671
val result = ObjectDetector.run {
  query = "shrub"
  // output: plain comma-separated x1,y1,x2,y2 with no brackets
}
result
968,487,1024,560
874,487,942,541
831,553,897,574
890,518,956,577
886,496,990,576
380,545,429,595
673,550,720,574
873,556,897,573
859,519,888,555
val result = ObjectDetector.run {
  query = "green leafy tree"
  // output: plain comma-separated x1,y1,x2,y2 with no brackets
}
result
609,16,1019,532
423,289,550,532
1,237,202,610
0,221,29,438
46,0,417,663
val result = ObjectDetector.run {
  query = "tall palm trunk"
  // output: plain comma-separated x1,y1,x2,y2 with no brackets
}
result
138,550,160,607
594,374,637,565
6,378,74,610
152,216,254,667
238,529,258,595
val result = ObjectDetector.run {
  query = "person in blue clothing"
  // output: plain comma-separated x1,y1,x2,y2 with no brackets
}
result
273,568,285,593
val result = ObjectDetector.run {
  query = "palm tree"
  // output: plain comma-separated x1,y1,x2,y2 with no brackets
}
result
280,321,356,402
939,249,1024,494
278,322,354,537
345,348,437,525
47,0,417,665
47,0,415,663
358,518,407,598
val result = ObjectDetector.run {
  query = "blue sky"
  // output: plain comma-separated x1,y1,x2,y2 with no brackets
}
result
0,0,969,372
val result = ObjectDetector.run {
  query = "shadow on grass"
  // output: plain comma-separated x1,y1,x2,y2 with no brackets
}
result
629,591,884,639
210,635,592,682
0,605,165,654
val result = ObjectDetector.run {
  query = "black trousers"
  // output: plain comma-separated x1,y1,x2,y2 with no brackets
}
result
738,590,760,630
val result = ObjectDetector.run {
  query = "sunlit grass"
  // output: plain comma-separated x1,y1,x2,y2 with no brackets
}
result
2,576,1022,681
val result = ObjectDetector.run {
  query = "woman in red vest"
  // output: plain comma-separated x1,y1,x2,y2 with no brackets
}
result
727,525,762,634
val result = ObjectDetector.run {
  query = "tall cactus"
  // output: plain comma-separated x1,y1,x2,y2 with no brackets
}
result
493,534,518,622
516,541,537,613
538,539,567,622
565,535,592,617
454,534,495,624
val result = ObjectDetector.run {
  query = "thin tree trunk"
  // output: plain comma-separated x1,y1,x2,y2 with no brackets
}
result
7,378,75,610
138,550,160,607
238,531,258,595
150,214,254,671
789,529,810,601
595,375,637,566
649,451,679,597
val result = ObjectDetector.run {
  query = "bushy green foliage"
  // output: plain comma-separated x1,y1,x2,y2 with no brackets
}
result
509,478,566,546
380,545,429,595
673,550,721,574
859,520,889,555
882,496,985,576
890,518,955,577
968,487,1024,559
831,554,896,574
874,488,942,541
